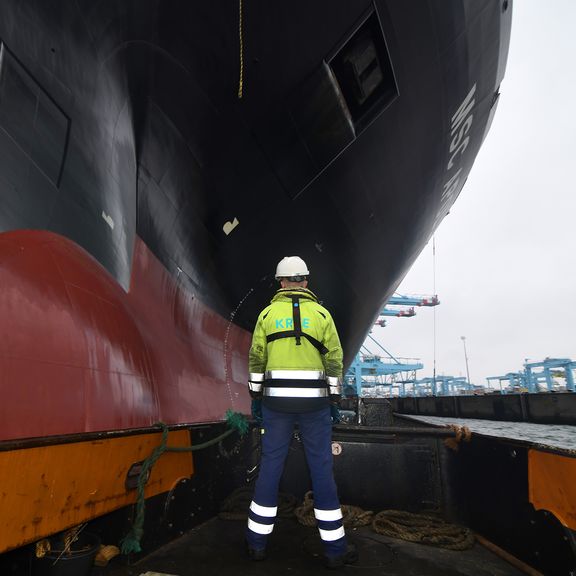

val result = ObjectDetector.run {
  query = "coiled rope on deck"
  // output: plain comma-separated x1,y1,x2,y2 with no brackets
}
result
121,411,249,555
372,510,475,550
293,493,474,551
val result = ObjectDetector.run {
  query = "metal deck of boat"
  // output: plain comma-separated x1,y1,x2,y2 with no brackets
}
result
100,517,525,576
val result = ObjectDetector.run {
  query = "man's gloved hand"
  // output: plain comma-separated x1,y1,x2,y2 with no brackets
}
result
330,402,341,424
251,398,263,425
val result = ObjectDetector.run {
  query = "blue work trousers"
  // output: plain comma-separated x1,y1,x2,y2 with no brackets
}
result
246,405,347,557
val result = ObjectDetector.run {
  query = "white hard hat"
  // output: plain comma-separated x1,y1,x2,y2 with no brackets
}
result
275,256,310,280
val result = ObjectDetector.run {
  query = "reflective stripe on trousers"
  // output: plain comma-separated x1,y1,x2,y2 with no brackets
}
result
247,501,277,536
315,507,345,542
245,406,347,556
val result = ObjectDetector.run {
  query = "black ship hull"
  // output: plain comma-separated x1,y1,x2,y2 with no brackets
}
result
0,0,511,360
0,0,519,570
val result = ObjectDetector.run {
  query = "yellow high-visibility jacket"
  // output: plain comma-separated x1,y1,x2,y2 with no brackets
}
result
248,288,343,410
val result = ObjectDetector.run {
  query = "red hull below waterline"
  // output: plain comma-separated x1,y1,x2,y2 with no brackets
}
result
0,230,251,442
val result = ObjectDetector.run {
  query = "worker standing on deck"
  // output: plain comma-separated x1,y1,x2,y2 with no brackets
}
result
246,256,358,569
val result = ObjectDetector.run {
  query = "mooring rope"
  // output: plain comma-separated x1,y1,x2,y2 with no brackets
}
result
122,420,472,554
443,424,472,451
372,509,475,550
291,493,473,551
121,412,249,554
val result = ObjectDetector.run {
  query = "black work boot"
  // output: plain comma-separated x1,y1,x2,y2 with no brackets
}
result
323,544,359,569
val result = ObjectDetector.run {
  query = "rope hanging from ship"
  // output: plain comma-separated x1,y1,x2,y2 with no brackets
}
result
237,0,244,98
121,412,249,554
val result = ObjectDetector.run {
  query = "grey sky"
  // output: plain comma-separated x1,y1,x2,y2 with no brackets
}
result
372,0,576,388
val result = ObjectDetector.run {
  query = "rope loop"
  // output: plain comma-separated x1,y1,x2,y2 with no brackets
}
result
443,424,472,451
290,493,473,551
372,509,475,550
121,413,248,554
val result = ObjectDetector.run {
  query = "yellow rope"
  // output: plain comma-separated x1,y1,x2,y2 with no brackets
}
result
237,0,244,98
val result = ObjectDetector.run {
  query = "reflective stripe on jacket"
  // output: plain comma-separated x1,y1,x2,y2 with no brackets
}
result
249,288,343,411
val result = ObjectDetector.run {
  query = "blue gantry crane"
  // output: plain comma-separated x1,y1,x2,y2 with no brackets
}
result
486,372,527,393
387,294,440,307
407,376,472,396
380,307,416,317
376,293,439,327
524,358,575,392
345,335,423,397
487,358,575,393
347,293,442,397
374,307,415,327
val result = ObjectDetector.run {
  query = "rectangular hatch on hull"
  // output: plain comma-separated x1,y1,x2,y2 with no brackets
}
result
328,9,398,132
263,7,398,200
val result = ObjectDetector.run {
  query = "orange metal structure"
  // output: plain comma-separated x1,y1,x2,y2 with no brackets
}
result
0,430,193,553
529,449,576,531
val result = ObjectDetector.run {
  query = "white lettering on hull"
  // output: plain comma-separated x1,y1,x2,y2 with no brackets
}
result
436,83,477,225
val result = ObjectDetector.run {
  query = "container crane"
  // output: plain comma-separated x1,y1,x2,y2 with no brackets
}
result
486,372,527,393
358,293,439,395
386,294,440,307
377,294,439,325
523,358,575,392
345,335,423,397
375,307,415,326
486,358,575,393
409,376,471,397
380,307,416,317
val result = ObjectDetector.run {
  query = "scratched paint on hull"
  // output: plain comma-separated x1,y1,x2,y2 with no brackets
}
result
0,430,193,553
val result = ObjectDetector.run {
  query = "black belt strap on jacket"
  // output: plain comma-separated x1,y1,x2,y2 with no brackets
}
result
266,296,329,355
292,295,302,345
